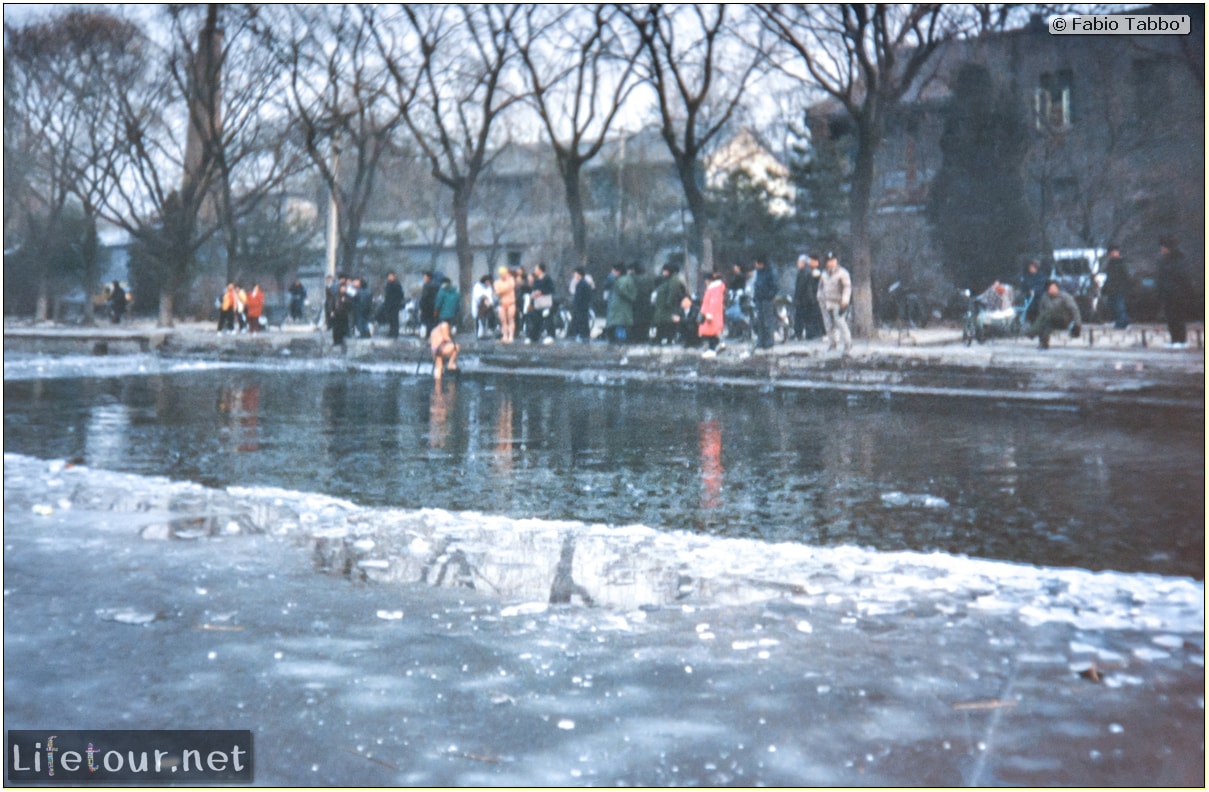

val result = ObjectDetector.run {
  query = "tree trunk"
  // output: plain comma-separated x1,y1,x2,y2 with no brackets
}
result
35,270,50,323
339,222,359,277
158,289,175,328
847,123,879,339
453,187,474,320
81,216,99,326
560,163,589,267
675,159,709,295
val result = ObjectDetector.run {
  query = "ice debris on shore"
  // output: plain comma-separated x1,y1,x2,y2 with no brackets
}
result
5,452,1204,638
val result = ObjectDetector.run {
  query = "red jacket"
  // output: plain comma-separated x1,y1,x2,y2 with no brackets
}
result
699,279,726,338
245,288,265,318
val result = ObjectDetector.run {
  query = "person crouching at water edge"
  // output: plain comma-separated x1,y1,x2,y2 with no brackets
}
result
429,320,460,379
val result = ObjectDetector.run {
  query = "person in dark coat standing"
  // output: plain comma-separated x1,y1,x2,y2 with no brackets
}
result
527,262,556,344
631,264,655,344
652,264,688,345
605,263,636,344
1156,236,1195,347
569,267,595,342
108,281,127,324
382,271,405,339
354,277,373,338
288,279,307,322
331,278,352,347
752,256,778,350
793,254,824,340
1020,259,1049,322
419,271,440,339
1099,246,1131,330
323,275,338,329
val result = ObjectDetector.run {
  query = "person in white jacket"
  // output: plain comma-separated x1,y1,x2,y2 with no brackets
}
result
816,253,852,353
471,275,497,339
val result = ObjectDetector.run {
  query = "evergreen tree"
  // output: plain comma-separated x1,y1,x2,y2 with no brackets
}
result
927,64,1033,289
706,169,792,268
789,127,851,258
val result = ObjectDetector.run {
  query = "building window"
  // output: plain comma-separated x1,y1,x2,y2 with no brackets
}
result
1035,69,1074,130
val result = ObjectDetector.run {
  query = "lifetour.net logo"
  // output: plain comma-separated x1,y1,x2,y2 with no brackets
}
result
7,730,253,784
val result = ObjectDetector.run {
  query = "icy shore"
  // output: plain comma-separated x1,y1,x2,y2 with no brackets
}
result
4,453,1203,786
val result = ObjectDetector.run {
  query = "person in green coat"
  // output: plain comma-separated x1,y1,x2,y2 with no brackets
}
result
434,277,461,327
606,263,636,344
652,264,688,345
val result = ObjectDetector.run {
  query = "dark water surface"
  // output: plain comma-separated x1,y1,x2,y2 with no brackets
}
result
4,368,1202,578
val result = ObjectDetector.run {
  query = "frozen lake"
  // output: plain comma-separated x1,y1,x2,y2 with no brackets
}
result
3,355,1204,785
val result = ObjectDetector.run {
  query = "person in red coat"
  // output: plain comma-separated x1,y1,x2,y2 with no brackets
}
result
699,271,727,357
245,284,266,333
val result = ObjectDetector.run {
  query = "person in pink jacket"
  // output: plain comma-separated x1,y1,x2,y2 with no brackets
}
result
698,271,727,357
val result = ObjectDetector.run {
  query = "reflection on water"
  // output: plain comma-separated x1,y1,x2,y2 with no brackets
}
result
428,380,455,450
85,402,130,469
3,370,1203,578
699,418,723,511
218,383,261,453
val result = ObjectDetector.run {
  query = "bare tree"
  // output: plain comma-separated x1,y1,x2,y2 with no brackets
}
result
273,4,402,277
515,4,643,267
376,153,457,276
376,4,525,307
167,5,309,287
3,10,141,322
756,3,974,338
623,4,765,291
19,7,225,326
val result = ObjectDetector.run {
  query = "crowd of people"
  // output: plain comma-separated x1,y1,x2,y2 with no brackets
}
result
975,235,1198,350
310,257,853,368
287,234,1200,367
216,282,267,334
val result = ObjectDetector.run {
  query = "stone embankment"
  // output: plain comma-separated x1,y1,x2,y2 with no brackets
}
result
5,319,1203,411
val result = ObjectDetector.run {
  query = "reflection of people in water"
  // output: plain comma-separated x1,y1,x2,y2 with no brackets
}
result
428,380,455,449
698,419,723,510
218,384,261,453
493,394,514,476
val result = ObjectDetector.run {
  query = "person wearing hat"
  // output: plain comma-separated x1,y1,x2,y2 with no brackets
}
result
1027,279,1081,350
816,252,852,353
493,266,517,343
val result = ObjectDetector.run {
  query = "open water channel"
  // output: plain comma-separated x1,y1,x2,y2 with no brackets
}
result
3,360,1203,578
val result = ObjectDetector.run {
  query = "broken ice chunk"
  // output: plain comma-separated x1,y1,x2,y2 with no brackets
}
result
96,608,159,625
880,492,950,509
